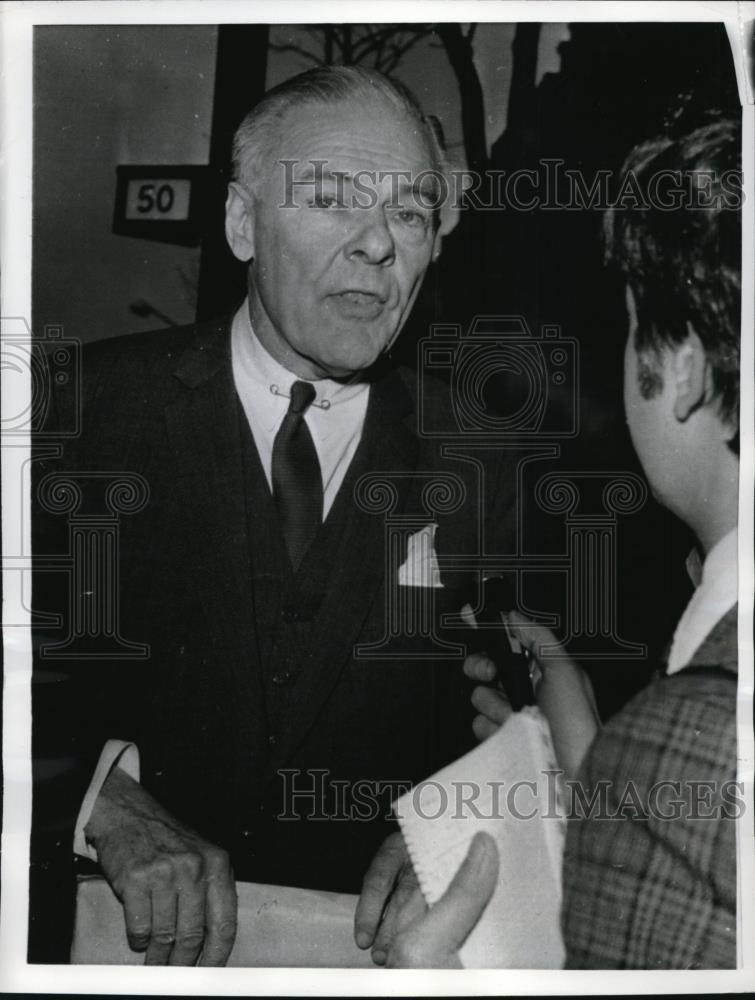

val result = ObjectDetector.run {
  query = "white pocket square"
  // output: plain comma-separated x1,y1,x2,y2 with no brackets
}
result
398,523,444,589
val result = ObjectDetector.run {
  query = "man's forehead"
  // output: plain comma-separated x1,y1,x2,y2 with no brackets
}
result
274,96,435,170
291,161,439,191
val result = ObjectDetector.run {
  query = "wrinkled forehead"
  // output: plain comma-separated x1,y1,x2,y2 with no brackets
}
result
272,95,437,178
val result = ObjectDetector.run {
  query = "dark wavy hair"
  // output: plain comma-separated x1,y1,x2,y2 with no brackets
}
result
604,118,741,449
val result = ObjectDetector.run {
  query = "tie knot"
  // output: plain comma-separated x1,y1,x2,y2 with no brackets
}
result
289,380,316,415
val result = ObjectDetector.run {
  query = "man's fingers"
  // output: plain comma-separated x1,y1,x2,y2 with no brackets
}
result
122,884,152,952
199,854,238,967
354,833,406,949
472,713,500,742
371,873,424,964
90,774,236,965
374,890,426,965
471,684,512,724
144,887,178,965
463,652,496,682
420,833,499,953
169,885,206,966
506,612,568,663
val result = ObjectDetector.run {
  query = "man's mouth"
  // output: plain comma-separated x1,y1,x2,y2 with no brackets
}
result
338,290,386,304
329,290,388,319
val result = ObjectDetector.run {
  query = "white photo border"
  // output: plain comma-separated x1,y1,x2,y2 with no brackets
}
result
2,1,753,994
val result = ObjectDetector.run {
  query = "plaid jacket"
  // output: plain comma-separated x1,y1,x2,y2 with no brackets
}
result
562,605,738,969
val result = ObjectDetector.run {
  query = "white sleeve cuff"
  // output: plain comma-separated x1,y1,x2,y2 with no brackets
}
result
73,740,140,861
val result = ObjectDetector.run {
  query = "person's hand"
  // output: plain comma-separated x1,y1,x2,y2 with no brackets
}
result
507,612,600,778
373,832,499,968
463,651,514,741
354,832,427,965
85,765,238,966
463,609,600,778
461,601,519,743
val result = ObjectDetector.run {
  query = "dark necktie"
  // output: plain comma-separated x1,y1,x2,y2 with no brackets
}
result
271,380,322,570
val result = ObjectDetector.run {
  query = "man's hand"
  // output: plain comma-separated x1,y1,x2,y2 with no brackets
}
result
461,601,516,742
355,832,499,968
359,832,499,968
354,832,426,965
463,652,514,741
85,766,238,966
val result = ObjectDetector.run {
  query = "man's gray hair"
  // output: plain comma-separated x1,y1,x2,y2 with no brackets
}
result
231,64,447,193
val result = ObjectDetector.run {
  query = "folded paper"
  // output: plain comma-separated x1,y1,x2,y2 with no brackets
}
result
71,876,373,967
395,707,566,969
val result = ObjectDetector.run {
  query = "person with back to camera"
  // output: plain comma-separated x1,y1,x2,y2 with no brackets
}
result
355,117,742,970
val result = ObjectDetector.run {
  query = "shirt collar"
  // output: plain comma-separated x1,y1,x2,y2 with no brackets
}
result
700,527,738,593
666,527,738,676
232,301,368,426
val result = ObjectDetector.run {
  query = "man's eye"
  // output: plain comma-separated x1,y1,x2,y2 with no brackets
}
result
311,194,345,209
394,208,429,228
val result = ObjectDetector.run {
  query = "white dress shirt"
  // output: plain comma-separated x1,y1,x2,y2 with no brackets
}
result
231,303,370,517
666,528,738,675
73,303,371,859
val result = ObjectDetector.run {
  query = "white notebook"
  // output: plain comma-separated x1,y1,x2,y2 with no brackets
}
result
394,706,566,969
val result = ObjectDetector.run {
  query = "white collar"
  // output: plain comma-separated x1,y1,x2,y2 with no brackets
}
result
232,302,368,434
666,527,738,675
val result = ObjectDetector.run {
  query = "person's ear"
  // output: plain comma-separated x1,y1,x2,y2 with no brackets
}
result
672,324,710,422
431,228,443,263
225,182,256,263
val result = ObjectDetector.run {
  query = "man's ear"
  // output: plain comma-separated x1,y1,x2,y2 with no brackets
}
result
431,228,443,262
672,324,711,422
225,182,256,263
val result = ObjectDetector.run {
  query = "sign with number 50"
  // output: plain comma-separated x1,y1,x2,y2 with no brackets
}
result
126,179,191,220
113,165,209,246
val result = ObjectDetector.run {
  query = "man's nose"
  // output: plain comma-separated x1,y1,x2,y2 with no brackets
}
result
345,208,395,266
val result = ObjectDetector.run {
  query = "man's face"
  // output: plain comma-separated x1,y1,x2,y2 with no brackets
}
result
228,96,442,379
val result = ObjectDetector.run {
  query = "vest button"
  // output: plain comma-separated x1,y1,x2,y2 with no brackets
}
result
271,671,292,686
268,734,277,746
280,606,300,624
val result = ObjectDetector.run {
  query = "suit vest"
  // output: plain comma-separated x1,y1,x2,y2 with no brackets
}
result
237,399,364,743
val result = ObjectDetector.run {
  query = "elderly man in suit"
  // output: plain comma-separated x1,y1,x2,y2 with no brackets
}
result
31,66,514,965
355,117,742,969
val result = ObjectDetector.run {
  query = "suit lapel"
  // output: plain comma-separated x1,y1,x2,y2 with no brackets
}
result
268,366,421,773
163,320,268,752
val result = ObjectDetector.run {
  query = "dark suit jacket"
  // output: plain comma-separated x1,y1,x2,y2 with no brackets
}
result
561,605,739,969
30,316,516,957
